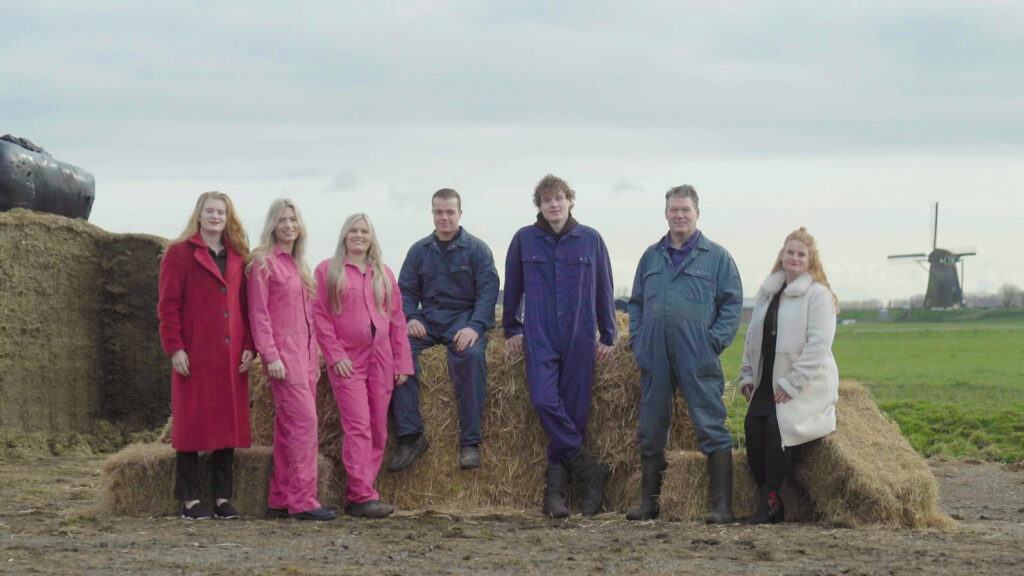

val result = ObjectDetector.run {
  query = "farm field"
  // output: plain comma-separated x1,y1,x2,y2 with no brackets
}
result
721,318,1024,463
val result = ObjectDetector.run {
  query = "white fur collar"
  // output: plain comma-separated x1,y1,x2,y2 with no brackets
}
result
759,270,814,299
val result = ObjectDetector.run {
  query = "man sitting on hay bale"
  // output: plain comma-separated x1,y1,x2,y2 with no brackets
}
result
503,174,618,518
389,188,500,471
627,184,744,523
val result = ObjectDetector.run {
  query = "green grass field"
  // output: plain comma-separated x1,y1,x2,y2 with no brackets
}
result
719,317,1024,463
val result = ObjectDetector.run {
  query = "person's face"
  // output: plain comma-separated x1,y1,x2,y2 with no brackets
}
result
540,192,572,225
432,197,462,237
199,199,228,235
274,206,300,246
345,219,372,255
781,239,810,278
665,196,699,237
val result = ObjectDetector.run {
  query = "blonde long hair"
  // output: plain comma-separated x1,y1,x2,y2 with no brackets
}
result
326,213,391,315
168,191,250,258
247,198,315,292
771,227,839,314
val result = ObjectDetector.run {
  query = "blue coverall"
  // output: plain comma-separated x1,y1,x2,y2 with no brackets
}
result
503,223,616,465
392,227,500,447
628,232,743,455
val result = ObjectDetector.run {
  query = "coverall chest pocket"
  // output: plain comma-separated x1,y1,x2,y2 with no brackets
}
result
680,268,715,303
642,268,666,311
523,252,549,286
449,261,474,299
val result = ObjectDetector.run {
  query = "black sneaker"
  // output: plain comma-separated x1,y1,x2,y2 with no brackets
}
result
182,502,212,520
214,501,240,520
265,507,289,520
291,507,337,521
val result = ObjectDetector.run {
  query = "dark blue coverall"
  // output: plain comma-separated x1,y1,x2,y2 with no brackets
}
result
502,224,616,465
392,227,500,447
628,232,743,455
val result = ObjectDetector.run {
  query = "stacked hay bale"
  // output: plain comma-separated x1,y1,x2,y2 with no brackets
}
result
0,208,168,449
101,443,337,517
250,330,699,512
654,381,953,528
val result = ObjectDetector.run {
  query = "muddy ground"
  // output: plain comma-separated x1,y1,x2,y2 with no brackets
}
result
1,458,1021,575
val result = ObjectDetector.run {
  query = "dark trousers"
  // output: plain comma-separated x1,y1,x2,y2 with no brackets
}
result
174,449,234,501
744,412,792,490
390,325,488,447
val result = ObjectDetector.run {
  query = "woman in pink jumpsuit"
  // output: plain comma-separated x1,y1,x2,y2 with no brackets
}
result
247,199,336,521
313,213,414,518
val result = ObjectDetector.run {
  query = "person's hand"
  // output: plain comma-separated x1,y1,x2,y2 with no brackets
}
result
453,327,479,352
267,360,286,380
595,342,615,362
395,373,409,386
774,388,792,404
505,334,524,356
332,358,354,378
171,349,190,377
407,319,427,339
239,350,255,373
740,382,754,402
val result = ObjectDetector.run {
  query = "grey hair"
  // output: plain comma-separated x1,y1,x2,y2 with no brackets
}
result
665,185,699,209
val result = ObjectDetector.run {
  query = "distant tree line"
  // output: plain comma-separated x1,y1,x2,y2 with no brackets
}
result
841,284,1024,310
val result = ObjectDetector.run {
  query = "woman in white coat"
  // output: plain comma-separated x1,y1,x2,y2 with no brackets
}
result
740,227,839,524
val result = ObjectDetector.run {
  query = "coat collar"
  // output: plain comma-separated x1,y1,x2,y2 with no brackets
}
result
421,226,469,249
759,270,814,298
187,232,230,285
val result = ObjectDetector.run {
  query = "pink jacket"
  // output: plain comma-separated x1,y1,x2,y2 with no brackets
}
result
247,244,319,385
312,259,414,378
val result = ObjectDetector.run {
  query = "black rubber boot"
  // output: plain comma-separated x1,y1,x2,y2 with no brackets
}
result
626,453,667,521
705,449,734,524
566,449,611,516
542,464,570,519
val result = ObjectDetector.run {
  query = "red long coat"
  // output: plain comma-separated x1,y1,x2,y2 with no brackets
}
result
158,233,253,452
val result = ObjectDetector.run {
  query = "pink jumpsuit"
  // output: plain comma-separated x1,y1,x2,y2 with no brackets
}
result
312,259,413,505
247,245,322,515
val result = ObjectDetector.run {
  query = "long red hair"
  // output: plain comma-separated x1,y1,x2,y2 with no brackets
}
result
770,227,839,314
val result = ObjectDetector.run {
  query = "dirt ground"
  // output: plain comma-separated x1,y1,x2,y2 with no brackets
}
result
1,458,1021,575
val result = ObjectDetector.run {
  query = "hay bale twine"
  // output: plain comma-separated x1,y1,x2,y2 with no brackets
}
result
100,443,337,517
249,329,699,512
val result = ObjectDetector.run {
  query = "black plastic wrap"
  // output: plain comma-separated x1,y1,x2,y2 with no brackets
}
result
0,136,95,220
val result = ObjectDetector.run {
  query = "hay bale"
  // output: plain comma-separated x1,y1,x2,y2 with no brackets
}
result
0,208,169,435
249,328,699,512
793,381,953,528
654,450,813,522
656,382,953,528
100,443,338,517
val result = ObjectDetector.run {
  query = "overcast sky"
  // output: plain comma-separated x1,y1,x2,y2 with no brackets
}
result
4,1,1022,301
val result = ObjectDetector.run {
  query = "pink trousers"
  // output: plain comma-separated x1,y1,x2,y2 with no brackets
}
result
328,344,394,505
267,376,321,514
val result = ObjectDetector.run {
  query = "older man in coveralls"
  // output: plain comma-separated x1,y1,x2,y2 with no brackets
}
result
626,185,743,523
389,188,500,471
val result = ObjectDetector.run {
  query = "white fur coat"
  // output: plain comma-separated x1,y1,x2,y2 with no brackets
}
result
740,271,839,447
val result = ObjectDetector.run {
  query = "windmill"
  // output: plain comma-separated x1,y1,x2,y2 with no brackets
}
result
888,202,976,309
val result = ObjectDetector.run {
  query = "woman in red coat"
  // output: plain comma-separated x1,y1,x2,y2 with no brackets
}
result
158,191,255,520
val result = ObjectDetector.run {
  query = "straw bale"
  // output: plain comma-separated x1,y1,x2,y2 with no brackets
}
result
656,382,952,527
249,329,699,512
656,450,813,522
0,208,168,435
792,381,953,528
100,443,337,517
